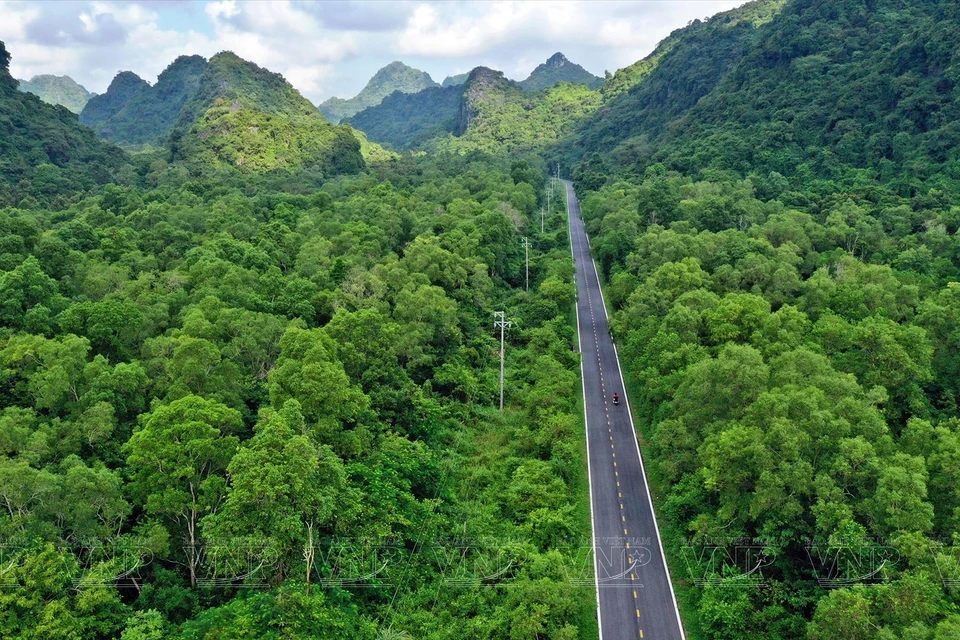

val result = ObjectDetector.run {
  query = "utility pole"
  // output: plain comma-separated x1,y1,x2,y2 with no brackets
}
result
520,237,531,291
540,206,544,233
494,311,512,410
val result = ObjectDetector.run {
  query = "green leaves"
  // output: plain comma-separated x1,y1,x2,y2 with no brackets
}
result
204,401,348,587
0,256,65,328
125,395,241,586
268,325,372,456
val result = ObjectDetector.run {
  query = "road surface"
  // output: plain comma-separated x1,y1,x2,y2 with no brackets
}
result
565,179,685,640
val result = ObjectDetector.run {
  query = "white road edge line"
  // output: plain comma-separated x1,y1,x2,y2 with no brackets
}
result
567,182,604,640
579,181,686,639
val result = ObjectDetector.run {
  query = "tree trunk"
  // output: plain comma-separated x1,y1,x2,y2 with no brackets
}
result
303,520,315,594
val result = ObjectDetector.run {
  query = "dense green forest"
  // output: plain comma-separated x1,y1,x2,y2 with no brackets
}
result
1,35,598,638
4,0,960,636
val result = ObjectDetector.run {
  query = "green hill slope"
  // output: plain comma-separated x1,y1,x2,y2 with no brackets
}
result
0,41,125,207
656,0,960,194
566,0,960,200
17,74,93,113
445,67,601,155
171,52,363,175
562,0,788,171
519,52,603,91
319,61,438,123
344,84,462,150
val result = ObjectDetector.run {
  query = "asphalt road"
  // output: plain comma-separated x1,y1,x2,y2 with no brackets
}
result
565,180,685,640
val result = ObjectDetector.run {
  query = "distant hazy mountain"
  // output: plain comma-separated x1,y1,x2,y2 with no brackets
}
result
441,73,469,88
319,61,438,123
79,55,207,147
518,52,603,91
17,74,93,113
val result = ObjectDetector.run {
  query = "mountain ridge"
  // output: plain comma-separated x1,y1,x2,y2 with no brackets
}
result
346,63,600,156
80,55,207,148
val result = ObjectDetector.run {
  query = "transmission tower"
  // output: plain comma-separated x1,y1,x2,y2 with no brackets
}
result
494,311,512,410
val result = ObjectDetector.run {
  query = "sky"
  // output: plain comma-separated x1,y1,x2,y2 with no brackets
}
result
0,0,747,104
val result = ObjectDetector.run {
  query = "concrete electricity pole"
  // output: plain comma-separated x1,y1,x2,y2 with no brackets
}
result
540,206,544,233
494,311,512,410
520,237,531,291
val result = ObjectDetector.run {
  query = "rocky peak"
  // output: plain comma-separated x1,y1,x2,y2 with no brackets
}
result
457,67,513,135
546,52,568,68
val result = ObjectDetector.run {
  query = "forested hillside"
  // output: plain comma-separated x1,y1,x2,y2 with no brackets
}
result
0,43,126,209
78,51,369,174
567,0,960,199
319,61,438,123
17,74,93,113
79,71,150,135
168,52,364,175
344,84,462,150
567,0,960,637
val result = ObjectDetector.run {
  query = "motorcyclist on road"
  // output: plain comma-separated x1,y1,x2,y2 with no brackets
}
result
612,393,619,405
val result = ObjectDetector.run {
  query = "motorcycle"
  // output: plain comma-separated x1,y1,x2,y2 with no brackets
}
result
612,393,620,406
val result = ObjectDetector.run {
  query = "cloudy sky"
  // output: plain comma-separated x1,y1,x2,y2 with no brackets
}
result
1,0,746,104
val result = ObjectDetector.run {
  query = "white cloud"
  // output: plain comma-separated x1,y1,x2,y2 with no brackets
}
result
0,0,749,102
